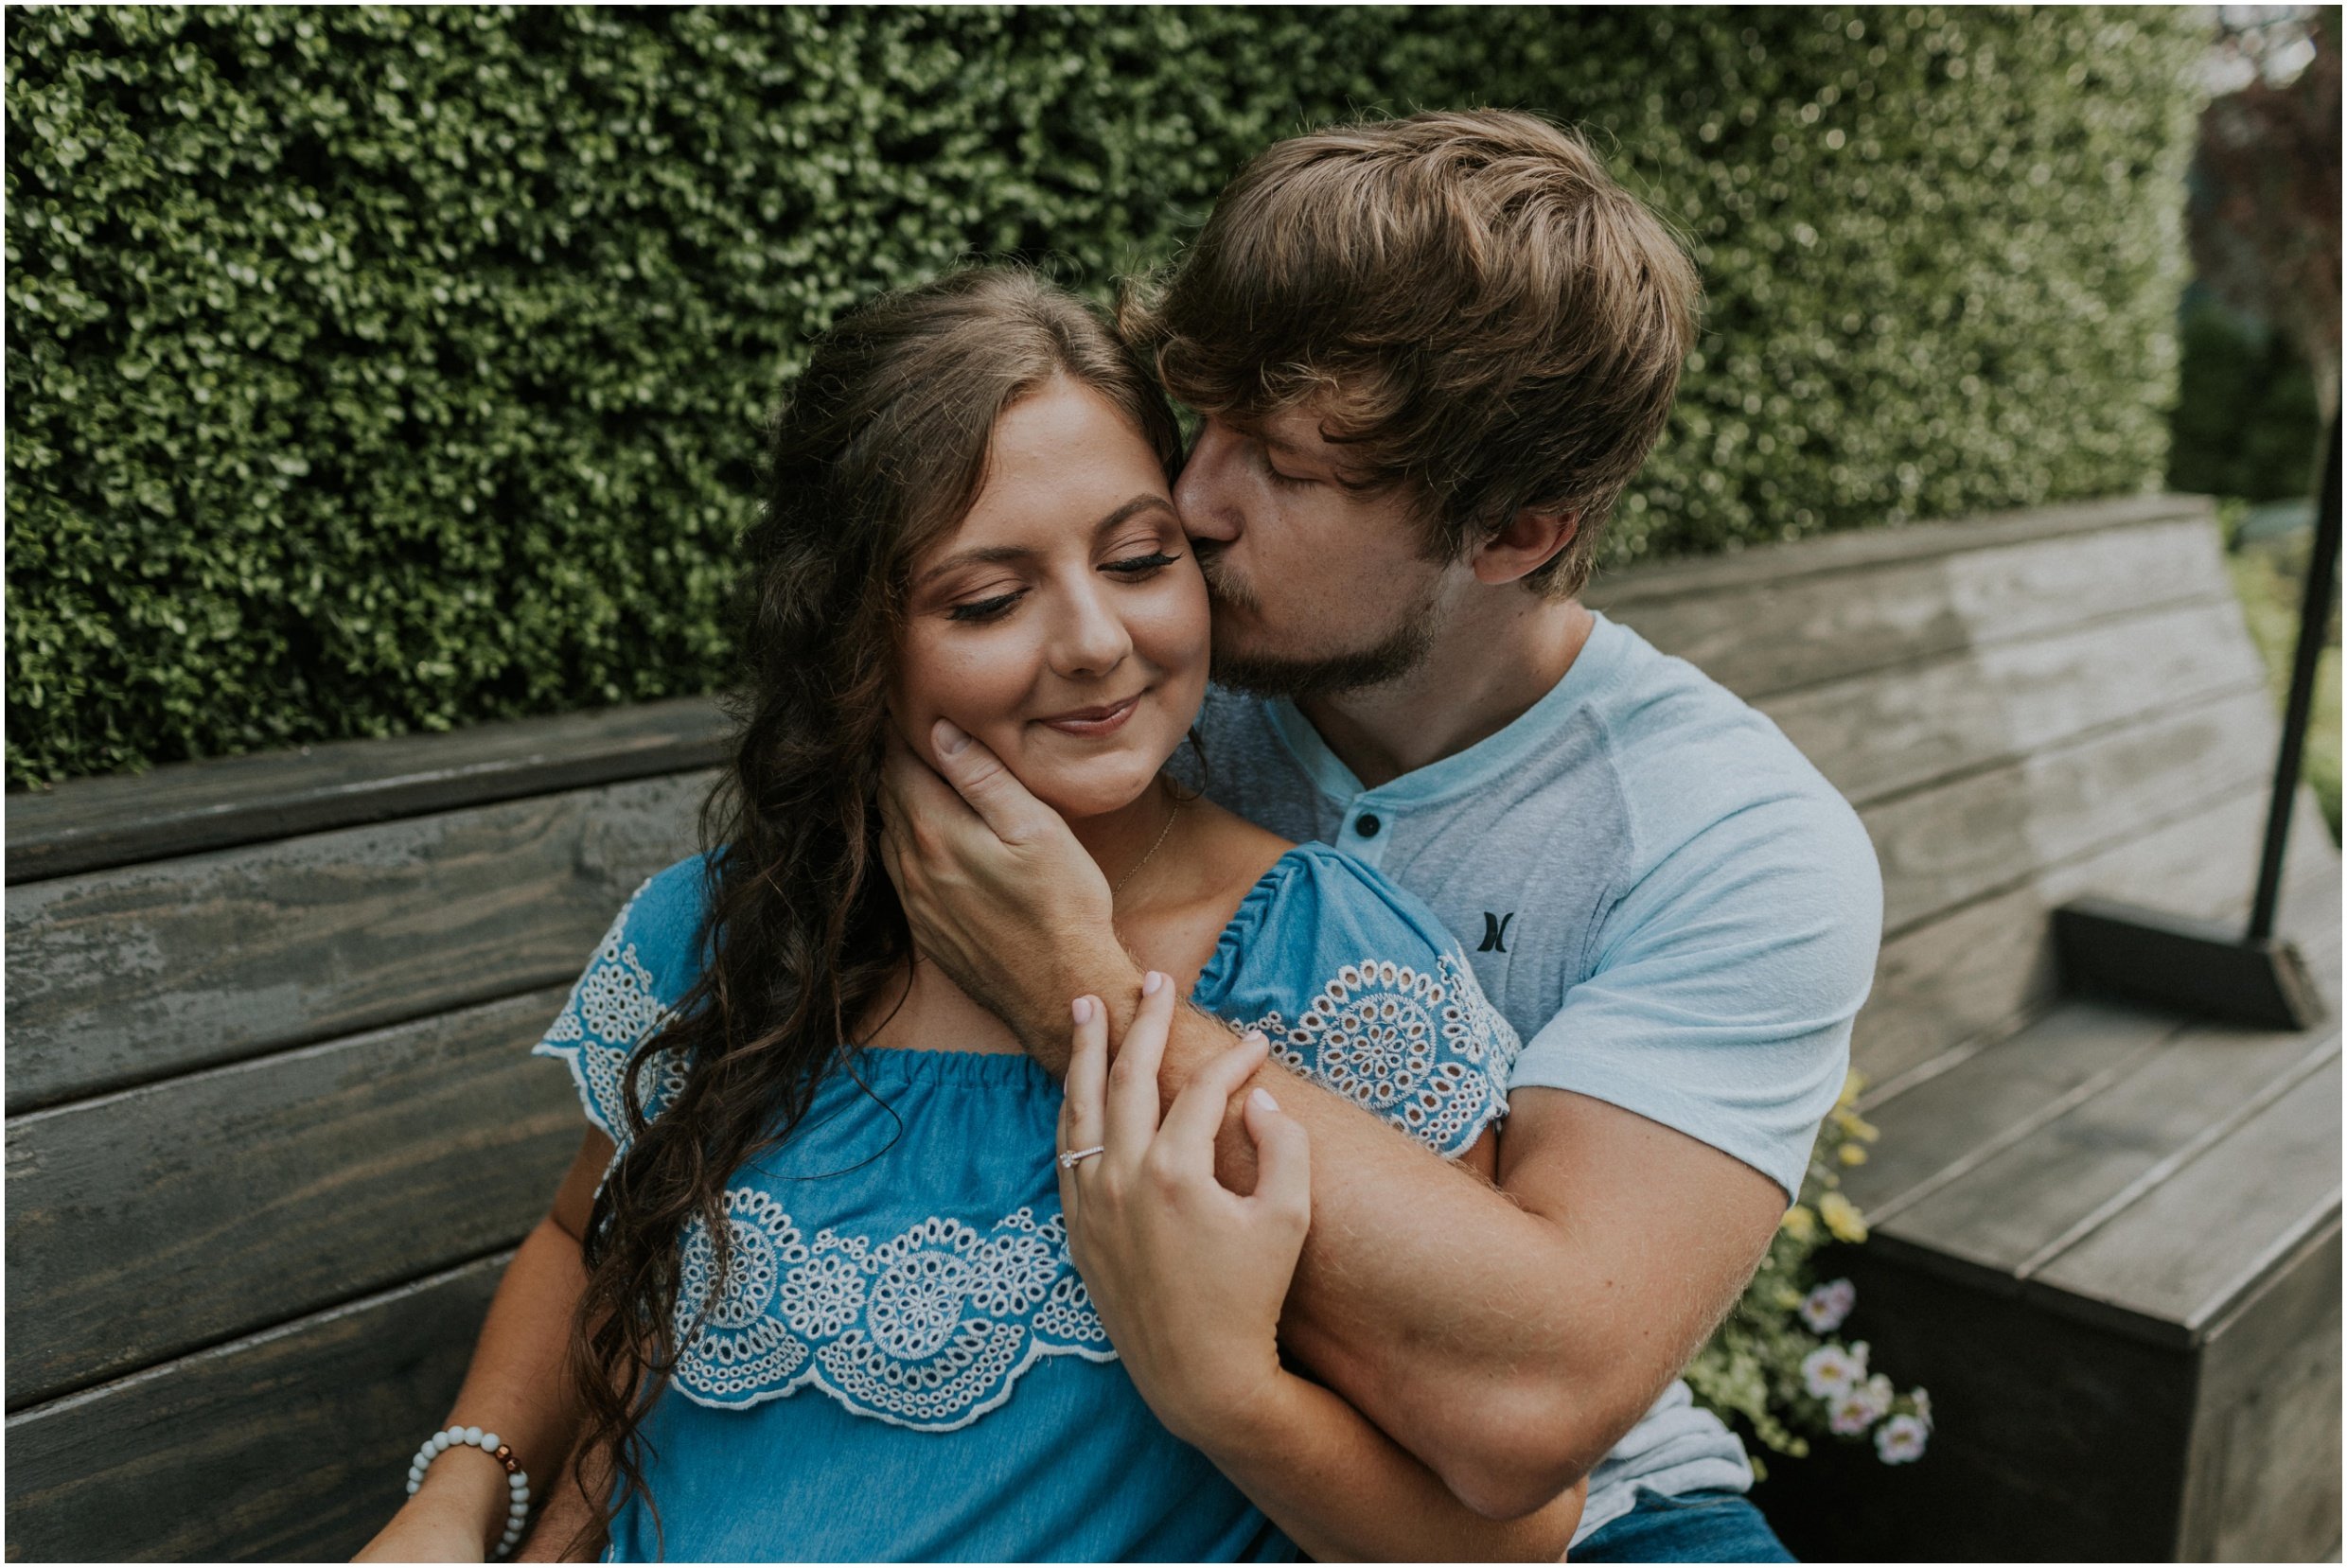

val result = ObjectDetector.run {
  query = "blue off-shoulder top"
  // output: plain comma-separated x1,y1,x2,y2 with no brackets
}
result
534,841,1521,1562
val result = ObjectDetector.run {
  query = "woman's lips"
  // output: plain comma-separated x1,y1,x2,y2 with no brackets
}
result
1035,693,1142,738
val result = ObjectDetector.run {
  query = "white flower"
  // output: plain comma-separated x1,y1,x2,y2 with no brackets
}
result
1910,1387,1933,1428
1857,1372,1894,1419
1876,1413,1929,1463
1801,1344,1863,1399
1799,1277,1857,1333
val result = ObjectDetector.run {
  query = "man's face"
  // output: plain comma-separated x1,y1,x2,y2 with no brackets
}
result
1173,403,1456,699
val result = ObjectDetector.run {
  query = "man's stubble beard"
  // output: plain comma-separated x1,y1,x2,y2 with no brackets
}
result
1199,547,1447,701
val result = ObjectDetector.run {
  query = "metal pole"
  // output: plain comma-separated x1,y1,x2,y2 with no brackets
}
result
2248,408,2342,943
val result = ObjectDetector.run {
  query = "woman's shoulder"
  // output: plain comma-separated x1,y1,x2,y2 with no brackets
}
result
608,851,721,984
1195,840,1469,995
1191,840,1521,1157
532,851,716,1146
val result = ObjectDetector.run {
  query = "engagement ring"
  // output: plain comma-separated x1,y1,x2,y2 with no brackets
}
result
1057,1145,1105,1170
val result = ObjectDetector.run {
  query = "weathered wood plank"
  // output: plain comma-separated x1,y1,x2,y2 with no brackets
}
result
6,989,581,1408
1759,594,2262,808
2179,1219,2343,1562
6,695,732,886
2029,1051,2340,1340
1602,510,2226,700
1845,997,2190,1221
5,1254,504,1563
1862,682,2277,936
1852,787,2336,1089
1595,493,2213,604
4,771,709,1113
1872,888,2341,1293
1859,826,2338,1192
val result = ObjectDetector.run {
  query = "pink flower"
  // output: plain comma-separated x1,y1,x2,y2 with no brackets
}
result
1800,1277,1856,1333
1828,1392,1878,1435
1828,1372,1894,1435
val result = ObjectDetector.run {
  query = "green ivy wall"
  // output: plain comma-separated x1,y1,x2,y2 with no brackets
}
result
6,7,2206,785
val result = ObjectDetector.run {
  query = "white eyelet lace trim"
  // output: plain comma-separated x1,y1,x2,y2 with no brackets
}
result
671,1194,1113,1431
535,915,1521,1431
1244,952,1521,1157
533,879,690,1151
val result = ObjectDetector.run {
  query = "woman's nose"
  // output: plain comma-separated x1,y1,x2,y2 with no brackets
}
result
1050,584,1133,678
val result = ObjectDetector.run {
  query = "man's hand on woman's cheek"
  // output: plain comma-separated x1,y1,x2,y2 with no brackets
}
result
877,721,1131,1057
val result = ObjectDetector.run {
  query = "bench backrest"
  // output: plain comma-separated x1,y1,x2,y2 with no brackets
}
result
6,493,2298,1560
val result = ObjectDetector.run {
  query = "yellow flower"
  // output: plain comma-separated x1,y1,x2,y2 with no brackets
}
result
1836,1070,1868,1109
1780,1205,1819,1242
1831,1107,1880,1142
1839,1143,1869,1166
1819,1191,1869,1243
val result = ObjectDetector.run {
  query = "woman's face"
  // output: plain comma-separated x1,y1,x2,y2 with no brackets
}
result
894,374,1209,821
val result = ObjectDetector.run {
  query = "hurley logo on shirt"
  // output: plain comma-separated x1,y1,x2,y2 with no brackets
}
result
1477,912,1517,954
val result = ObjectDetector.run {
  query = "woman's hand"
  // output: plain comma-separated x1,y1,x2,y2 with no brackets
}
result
1059,977,1586,1561
1057,970,1311,1448
878,724,1128,1065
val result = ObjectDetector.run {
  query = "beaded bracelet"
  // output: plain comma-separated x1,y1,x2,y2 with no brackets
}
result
406,1425,534,1559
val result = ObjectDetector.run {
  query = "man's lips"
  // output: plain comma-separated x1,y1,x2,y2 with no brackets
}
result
1034,693,1143,737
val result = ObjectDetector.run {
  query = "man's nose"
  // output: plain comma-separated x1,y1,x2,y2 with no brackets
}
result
1174,417,1244,544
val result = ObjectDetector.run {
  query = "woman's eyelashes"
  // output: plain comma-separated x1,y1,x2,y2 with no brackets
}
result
1103,550,1181,576
946,590,1023,624
943,551,1183,623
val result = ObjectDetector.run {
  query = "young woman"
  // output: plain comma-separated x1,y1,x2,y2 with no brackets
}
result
357,268,1583,1562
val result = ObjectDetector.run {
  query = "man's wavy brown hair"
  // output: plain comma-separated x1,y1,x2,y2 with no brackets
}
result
562,266,1180,1556
1121,109,1702,597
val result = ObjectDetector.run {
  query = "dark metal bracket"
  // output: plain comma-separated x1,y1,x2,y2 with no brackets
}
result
2056,409,2339,1032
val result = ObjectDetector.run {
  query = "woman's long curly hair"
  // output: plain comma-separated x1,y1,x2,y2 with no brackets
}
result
562,267,1182,1555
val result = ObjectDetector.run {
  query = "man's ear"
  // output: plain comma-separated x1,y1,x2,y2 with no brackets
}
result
1471,505,1579,586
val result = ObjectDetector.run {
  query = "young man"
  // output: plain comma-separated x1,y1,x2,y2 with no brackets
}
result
882,111,1882,1560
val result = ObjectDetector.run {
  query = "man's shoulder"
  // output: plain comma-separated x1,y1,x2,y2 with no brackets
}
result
1195,682,1283,749
1579,617,1864,869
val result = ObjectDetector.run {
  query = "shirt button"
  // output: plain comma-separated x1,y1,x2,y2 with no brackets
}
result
1355,814,1382,838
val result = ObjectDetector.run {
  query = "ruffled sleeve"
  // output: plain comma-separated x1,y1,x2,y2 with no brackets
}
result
531,854,714,1151
1191,843,1522,1159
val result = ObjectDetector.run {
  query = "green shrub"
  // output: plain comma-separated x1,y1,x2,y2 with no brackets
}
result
2169,289,2324,501
7,7,2208,785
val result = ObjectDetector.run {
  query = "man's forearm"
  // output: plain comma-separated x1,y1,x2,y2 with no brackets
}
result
1070,974,1613,1518
1191,1369,1584,1561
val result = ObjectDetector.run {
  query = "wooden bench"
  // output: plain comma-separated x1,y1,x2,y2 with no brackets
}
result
7,493,2336,1560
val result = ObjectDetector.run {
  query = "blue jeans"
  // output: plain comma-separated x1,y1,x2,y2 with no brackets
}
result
1572,1488,1797,1562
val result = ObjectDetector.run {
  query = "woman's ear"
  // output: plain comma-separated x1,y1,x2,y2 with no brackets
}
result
1471,505,1579,586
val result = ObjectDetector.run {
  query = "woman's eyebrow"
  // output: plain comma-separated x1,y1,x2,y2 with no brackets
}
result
1093,494,1178,536
915,497,1176,588
916,544,1033,588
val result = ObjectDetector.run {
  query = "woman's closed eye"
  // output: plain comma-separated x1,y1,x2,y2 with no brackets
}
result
945,552,1181,623
946,590,1024,623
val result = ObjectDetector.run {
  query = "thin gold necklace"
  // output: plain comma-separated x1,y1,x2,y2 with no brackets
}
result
1112,787,1182,902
